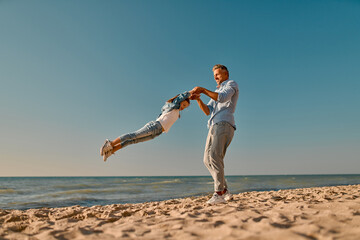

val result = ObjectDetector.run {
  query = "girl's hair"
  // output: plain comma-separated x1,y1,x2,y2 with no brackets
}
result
184,98,190,105
167,94,190,105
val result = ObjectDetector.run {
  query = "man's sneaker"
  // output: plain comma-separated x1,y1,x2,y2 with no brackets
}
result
207,192,226,204
103,149,112,162
223,190,233,201
100,139,113,156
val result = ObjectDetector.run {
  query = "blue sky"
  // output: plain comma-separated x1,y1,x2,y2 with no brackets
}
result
1,0,359,176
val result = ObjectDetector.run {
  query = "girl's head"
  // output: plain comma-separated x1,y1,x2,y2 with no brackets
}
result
179,98,190,111
167,94,190,111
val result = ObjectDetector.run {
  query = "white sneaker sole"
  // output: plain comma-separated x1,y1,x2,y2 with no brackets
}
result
224,194,233,201
103,151,112,162
207,199,226,204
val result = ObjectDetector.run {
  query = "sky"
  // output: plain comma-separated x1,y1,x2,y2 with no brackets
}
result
1,0,359,176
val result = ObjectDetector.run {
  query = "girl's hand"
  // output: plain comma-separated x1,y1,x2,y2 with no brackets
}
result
189,93,201,100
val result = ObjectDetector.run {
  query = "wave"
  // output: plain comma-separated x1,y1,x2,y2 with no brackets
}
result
53,183,104,190
48,189,117,197
149,179,182,184
0,188,16,194
45,188,145,198
121,179,183,187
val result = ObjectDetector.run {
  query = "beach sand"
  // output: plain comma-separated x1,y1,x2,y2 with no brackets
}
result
1,184,359,240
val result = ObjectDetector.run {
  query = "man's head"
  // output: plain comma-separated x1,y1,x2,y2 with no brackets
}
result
212,64,229,86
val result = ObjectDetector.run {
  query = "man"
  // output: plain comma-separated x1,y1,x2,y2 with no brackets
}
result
190,64,239,204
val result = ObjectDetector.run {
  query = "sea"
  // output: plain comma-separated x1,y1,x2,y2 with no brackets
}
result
1,175,360,210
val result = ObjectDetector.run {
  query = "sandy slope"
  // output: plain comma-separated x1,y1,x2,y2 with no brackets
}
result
1,184,360,240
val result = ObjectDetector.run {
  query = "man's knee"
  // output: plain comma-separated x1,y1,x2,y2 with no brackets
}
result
208,146,225,164
207,154,224,171
203,150,211,167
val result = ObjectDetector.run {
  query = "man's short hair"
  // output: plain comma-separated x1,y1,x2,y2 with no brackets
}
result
212,64,229,74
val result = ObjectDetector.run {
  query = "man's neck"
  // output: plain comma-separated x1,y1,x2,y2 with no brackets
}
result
217,79,229,88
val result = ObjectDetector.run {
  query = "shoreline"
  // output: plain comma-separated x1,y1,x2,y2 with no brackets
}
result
1,184,360,239
3,174,360,211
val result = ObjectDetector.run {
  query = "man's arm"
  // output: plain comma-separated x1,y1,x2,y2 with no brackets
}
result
195,97,210,116
191,81,237,103
190,87,218,101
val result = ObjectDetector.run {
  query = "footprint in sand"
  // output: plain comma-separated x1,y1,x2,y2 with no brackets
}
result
270,222,293,229
253,216,268,222
213,220,225,227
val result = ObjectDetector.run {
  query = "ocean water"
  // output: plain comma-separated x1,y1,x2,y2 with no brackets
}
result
1,175,360,210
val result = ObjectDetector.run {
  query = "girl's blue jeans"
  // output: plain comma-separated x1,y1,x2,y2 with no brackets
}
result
119,121,163,149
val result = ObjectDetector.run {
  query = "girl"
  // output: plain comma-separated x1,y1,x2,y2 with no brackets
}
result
100,92,191,162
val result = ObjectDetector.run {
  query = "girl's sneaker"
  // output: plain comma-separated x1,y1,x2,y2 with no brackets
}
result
103,150,112,162
100,139,113,156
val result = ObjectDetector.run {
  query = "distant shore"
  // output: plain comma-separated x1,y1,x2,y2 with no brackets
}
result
1,184,360,239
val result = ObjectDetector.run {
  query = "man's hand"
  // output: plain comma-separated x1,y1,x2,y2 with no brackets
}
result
190,86,218,102
190,87,204,95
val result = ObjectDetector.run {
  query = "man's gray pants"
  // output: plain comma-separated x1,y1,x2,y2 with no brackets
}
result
204,121,234,192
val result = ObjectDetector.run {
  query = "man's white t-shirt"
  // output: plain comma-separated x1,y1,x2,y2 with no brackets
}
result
156,109,180,133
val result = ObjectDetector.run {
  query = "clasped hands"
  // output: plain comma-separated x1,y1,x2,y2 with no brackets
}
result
189,87,204,100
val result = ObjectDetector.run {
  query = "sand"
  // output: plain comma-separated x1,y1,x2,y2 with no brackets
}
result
1,184,359,240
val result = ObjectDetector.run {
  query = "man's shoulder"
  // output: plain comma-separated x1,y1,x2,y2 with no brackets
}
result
227,79,237,84
224,79,238,89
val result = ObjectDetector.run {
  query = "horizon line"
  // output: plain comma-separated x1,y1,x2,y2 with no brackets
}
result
1,173,360,178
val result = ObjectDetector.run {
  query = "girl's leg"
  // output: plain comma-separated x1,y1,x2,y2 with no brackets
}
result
112,144,122,154
109,121,157,148
111,138,121,147
111,121,163,153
